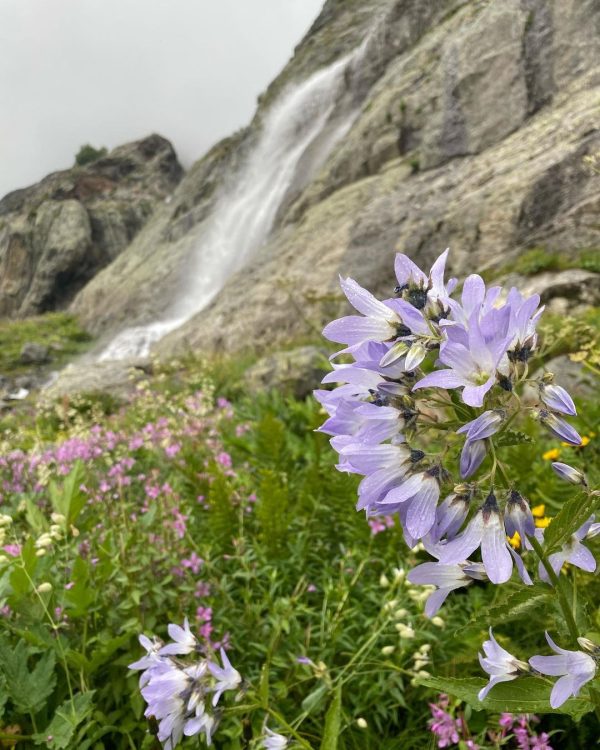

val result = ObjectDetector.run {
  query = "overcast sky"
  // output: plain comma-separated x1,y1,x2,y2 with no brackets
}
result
0,0,324,199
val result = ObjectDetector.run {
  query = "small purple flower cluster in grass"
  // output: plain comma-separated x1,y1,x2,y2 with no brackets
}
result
318,249,599,705
429,694,554,749
130,617,241,748
0,389,252,645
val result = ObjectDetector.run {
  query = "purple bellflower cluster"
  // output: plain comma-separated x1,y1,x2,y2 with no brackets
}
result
317,249,599,707
130,617,241,748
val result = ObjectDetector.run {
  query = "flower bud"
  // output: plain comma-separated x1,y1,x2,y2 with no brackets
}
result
0,515,13,527
37,582,52,593
393,567,406,583
356,718,368,729
379,573,390,588
50,513,66,524
395,623,415,638
431,616,444,628
551,462,587,487
381,645,395,656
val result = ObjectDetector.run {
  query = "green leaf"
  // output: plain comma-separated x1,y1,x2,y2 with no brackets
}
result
496,430,534,447
542,491,600,555
49,462,87,526
466,584,552,628
9,537,37,597
319,684,342,750
0,639,56,714
418,676,592,720
34,692,95,748
259,662,270,706
301,683,328,714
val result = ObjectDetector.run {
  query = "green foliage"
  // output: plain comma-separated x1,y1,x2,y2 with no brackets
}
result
0,312,91,375
0,354,597,748
74,144,108,166
482,246,600,282
256,470,289,557
418,676,593,720
0,639,56,714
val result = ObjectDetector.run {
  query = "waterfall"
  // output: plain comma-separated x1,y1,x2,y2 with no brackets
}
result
99,49,360,362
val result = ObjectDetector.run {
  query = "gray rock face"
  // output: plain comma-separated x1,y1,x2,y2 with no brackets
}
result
67,0,599,359
0,134,183,317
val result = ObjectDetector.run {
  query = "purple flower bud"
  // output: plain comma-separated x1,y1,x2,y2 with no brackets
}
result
539,382,576,416
537,410,582,446
460,439,487,478
457,410,505,441
551,462,587,487
504,491,535,548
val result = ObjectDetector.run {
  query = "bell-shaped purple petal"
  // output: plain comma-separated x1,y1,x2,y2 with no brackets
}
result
480,496,513,584
323,315,396,345
504,490,535,549
529,632,596,708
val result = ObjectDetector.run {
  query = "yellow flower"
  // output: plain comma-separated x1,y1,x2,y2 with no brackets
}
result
542,448,561,461
535,517,551,529
589,431,596,438
531,504,545,518
507,531,521,549
580,436,591,447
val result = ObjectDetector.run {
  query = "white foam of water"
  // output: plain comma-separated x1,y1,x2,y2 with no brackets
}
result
99,51,359,362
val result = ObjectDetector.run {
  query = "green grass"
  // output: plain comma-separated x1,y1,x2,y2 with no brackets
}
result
0,312,92,375
482,246,600,282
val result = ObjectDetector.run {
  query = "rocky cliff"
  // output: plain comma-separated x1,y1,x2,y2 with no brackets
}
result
22,1,600,358
0,135,182,317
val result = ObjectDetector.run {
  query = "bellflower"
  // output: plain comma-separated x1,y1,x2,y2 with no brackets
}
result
538,518,596,582
159,617,198,656
504,491,535,551
323,277,402,346
478,628,529,700
529,632,597,708
457,410,506,442
413,313,511,407
430,491,471,544
208,648,242,706
438,492,513,584
379,468,441,539
407,561,485,616
261,727,288,749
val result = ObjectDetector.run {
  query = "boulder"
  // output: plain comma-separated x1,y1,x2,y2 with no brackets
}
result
245,346,330,399
0,134,183,317
19,342,50,365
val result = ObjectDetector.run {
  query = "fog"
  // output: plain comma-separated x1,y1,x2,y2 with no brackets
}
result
0,0,323,199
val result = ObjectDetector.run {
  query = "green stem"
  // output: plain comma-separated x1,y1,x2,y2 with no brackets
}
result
266,707,313,749
527,534,579,644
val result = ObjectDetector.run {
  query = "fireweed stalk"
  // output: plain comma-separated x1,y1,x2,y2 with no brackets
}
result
317,249,600,713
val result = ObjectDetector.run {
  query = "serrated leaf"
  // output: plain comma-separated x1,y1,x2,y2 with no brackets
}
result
542,492,600,555
34,691,95,748
466,584,552,628
0,639,56,714
496,430,534,447
418,676,592,720
319,684,342,750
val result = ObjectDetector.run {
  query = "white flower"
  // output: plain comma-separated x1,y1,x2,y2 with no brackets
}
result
262,726,288,749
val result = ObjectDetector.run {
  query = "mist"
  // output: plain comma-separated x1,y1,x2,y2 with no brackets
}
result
0,0,323,199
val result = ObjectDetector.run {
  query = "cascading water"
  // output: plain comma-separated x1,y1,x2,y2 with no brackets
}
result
99,49,362,362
